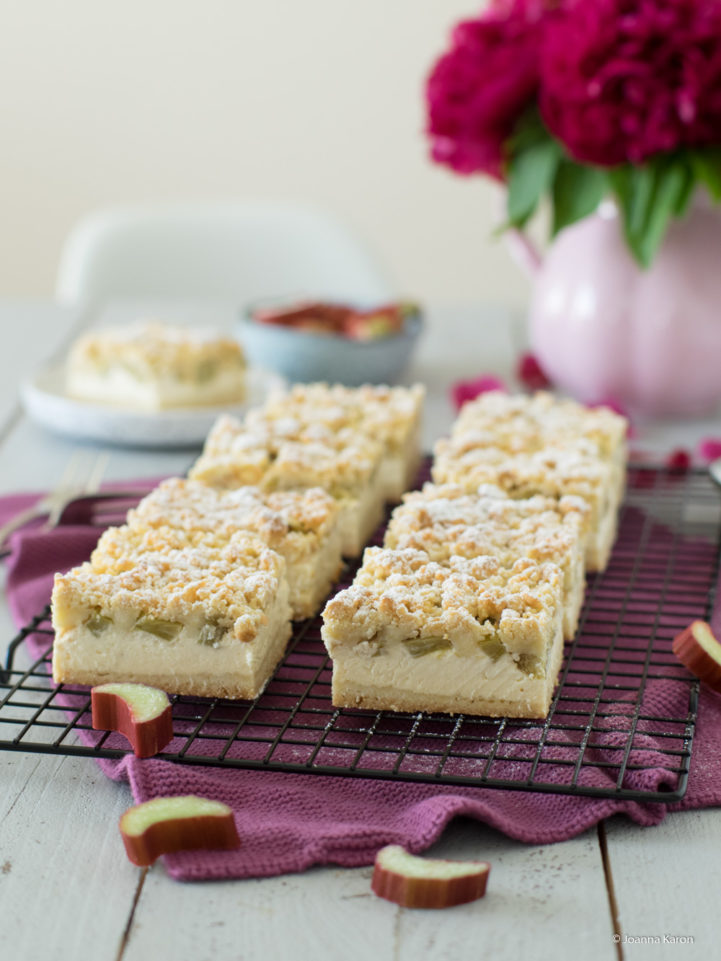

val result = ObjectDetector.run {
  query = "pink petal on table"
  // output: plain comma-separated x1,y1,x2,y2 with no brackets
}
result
516,352,552,391
451,375,506,411
588,397,636,437
666,448,691,470
698,438,721,463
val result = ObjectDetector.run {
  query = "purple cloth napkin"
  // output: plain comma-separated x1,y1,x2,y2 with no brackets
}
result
3,491,721,882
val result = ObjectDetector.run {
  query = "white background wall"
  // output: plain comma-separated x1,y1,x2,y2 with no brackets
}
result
0,0,530,309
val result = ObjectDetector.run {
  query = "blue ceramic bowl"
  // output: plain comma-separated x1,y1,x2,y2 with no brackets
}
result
237,305,422,386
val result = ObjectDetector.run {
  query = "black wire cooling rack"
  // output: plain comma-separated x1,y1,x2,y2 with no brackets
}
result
1,464,719,802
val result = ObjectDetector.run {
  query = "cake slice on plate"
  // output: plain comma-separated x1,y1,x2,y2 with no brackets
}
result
66,322,247,410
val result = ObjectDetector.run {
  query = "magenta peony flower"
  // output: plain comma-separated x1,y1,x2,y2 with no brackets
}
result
540,0,721,167
426,1,551,179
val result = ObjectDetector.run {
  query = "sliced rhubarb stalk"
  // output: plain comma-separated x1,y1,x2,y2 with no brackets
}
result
119,795,240,866
672,620,721,694
344,305,404,340
371,845,490,909
253,301,349,332
91,682,173,758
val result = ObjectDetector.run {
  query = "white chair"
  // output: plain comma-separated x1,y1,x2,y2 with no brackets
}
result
56,202,394,309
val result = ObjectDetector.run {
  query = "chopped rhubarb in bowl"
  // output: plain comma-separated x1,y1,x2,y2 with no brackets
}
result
238,299,423,386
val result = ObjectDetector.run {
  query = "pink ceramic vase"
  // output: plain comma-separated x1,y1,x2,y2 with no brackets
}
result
519,195,721,417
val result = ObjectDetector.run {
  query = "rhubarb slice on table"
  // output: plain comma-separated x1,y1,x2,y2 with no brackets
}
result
119,795,240,866
672,620,721,694
371,845,490,909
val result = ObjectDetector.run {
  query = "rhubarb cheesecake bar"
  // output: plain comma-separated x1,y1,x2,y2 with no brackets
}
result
385,483,588,638
432,440,620,572
449,390,628,518
52,530,291,700
66,322,247,410
452,390,627,477
252,383,425,500
321,547,565,719
127,478,343,619
189,414,386,556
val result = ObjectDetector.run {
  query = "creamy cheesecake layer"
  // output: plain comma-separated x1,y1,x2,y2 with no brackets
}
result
127,478,343,619
385,483,587,638
66,322,246,410
321,547,565,719
330,628,566,719
52,531,292,699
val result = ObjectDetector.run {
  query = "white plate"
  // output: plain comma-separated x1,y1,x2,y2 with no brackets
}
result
21,365,286,448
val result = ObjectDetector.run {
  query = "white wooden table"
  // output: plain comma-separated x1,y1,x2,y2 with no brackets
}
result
1,302,718,961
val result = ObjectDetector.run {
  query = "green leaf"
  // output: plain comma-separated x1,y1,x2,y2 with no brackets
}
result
626,166,655,238
611,156,689,267
672,159,695,218
689,148,721,201
507,136,562,228
639,160,687,265
608,165,632,207
507,107,549,153
608,165,638,256
551,161,608,235
505,108,562,228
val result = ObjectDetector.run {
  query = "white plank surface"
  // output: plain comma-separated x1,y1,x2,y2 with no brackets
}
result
604,809,721,959
1,751,136,958
122,821,614,961
1,301,717,961
393,820,616,961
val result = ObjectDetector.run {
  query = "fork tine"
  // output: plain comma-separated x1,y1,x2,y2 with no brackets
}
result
0,451,83,548
52,489,149,528
58,450,83,491
90,497,143,527
44,452,109,529
84,452,110,494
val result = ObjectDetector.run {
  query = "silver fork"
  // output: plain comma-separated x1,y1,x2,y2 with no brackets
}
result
0,451,110,550
52,488,153,529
